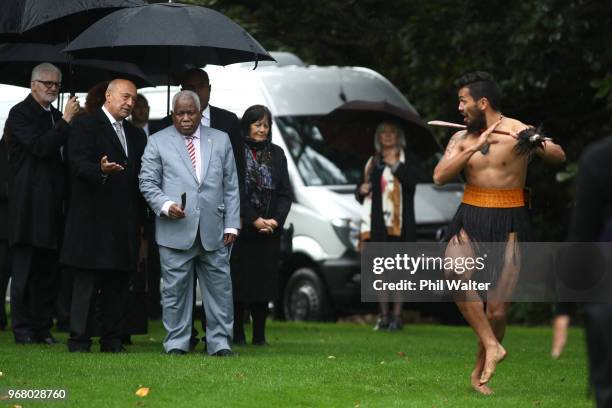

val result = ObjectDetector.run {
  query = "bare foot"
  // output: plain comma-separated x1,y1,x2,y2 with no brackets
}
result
551,315,570,359
471,343,493,394
480,343,507,385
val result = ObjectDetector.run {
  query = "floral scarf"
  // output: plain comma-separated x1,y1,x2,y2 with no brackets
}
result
244,137,275,216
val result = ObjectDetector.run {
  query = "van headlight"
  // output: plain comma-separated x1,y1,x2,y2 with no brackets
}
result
331,218,360,251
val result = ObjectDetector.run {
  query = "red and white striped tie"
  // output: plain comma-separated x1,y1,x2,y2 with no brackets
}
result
185,135,197,170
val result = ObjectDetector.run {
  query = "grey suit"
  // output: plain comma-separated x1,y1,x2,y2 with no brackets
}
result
139,124,240,353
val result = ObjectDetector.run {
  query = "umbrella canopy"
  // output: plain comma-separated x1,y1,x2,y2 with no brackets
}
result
0,0,144,43
63,2,275,67
0,42,154,91
317,100,442,159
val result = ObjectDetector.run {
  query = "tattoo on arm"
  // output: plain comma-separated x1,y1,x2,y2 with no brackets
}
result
444,135,459,158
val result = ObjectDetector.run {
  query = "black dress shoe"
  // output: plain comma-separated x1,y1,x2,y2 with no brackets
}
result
15,336,37,345
211,349,238,357
36,335,59,345
189,337,198,352
167,349,186,355
252,339,268,346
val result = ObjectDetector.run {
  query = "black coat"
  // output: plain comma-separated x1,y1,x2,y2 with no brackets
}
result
0,137,8,241
60,109,147,272
356,150,423,242
231,143,292,302
151,105,245,194
4,94,68,249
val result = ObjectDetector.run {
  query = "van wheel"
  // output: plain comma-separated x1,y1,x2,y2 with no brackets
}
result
283,268,329,321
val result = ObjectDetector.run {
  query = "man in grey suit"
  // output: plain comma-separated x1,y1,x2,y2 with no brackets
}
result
139,90,240,356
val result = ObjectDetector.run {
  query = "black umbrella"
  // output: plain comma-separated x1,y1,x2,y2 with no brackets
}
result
63,3,274,66
317,100,442,159
63,2,275,112
0,42,154,92
0,0,145,43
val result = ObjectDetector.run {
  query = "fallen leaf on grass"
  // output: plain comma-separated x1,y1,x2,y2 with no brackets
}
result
135,387,150,397
380,361,385,365
12,405,22,408
397,351,406,357
136,401,146,407
0,371,3,377
327,355,336,359
236,372,246,380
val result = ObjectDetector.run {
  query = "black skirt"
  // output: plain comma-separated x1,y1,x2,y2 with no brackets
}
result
446,203,532,243
445,203,532,290
230,230,281,302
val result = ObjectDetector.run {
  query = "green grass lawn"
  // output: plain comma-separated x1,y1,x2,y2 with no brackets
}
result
0,321,591,408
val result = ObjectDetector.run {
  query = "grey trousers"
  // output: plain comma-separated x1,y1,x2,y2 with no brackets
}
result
159,239,233,354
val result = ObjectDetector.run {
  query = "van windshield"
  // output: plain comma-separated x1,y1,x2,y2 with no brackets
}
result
275,115,438,187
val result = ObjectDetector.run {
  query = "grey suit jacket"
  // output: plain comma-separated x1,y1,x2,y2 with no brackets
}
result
139,124,240,251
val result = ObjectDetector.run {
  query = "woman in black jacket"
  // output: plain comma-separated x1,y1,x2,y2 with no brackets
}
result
231,105,292,345
356,121,421,331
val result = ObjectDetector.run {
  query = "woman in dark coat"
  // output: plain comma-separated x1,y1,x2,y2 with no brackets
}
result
231,105,292,345
356,121,421,331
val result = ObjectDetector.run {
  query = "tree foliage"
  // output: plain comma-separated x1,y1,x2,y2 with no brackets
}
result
161,0,612,239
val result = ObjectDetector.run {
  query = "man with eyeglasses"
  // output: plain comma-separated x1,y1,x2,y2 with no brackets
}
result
152,68,244,350
4,62,80,345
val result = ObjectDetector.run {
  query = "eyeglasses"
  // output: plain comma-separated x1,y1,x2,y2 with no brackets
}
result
34,80,61,89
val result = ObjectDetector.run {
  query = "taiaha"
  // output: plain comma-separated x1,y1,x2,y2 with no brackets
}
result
427,120,551,156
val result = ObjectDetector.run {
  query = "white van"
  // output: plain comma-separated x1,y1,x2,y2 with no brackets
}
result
0,55,462,320
144,54,462,320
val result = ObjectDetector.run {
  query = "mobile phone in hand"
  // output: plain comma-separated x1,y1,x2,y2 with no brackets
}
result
180,192,186,210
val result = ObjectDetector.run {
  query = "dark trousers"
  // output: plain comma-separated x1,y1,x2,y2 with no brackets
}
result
10,244,58,341
584,303,612,408
55,268,73,331
190,277,206,343
190,274,207,343
234,301,268,343
146,239,162,320
67,268,129,352
0,240,10,329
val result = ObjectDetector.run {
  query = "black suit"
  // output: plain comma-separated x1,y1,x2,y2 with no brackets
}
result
0,136,9,329
4,94,69,342
152,105,244,346
568,138,612,408
61,108,147,351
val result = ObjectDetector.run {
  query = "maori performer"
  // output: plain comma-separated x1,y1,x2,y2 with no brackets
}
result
433,72,565,394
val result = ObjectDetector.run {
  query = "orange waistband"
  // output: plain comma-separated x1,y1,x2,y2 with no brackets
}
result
461,185,526,208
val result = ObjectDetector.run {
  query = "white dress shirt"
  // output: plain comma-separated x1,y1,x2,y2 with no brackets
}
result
201,104,211,127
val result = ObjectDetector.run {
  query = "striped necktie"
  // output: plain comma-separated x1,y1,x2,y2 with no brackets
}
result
185,135,197,170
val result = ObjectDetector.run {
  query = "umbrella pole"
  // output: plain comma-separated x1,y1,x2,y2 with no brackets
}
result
166,49,170,116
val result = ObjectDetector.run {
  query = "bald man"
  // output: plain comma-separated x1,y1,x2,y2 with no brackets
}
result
61,79,147,353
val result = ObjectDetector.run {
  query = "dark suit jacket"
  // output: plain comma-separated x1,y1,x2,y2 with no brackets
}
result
4,94,68,249
61,108,147,272
151,105,245,194
0,137,8,241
